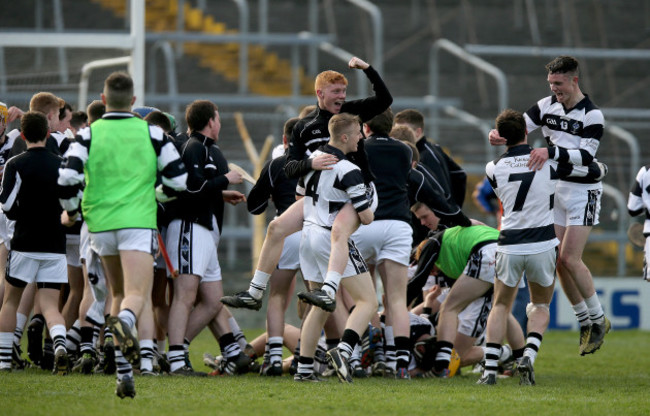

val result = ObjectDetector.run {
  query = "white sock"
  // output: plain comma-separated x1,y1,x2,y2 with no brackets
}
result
323,271,342,299
572,301,591,326
14,313,28,345
249,270,271,299
584,293,605,324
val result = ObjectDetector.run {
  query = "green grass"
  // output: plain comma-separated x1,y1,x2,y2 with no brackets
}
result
1,330,649,416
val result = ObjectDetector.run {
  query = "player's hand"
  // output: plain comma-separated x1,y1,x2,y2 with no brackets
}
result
348,57,369,70
488,129,507,146
528,147,549,171
225,169,243,184
223,190,246,205
311,153,338,170
423,285,442,308
61,211,78,227
7,106,24,123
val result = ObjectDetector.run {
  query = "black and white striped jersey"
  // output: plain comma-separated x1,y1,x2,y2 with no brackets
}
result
297,145,370,229
0,130,18,168
486,144,559,254
525,94,604,184
628,164,650,235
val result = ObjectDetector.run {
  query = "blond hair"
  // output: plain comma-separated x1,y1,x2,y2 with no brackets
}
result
328,113,360,143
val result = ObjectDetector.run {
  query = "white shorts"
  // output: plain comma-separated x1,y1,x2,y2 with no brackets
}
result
66,234,81,268
462,243,497,284
495,248,557,288
1,215,15,250
644,238,650,281
300,224,368,283
6,251,68,286
0,211,9,245
353,220,413,266
166,219,222,282
90,228,158,257
554,181,601,227
437,288,492,339
278,230,301,270
79,222,107,307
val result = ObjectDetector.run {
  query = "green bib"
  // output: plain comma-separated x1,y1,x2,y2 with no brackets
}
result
82,117,158,232
436,225,499,279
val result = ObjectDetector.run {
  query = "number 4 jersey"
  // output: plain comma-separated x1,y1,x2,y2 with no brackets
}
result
297,145,372,229
486,144,559,255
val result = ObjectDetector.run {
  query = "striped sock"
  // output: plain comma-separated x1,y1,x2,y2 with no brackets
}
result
168,345,185,372
484,342,501,376
115,347,133,381
229,317,248,350
434,340,453,372
297,356,314,376
395,336,410,369
79,326,95,354
572,301,591,327
139,339,154,372
0,332,13,369
523,332,543,365
248,270,271,299
65,320,81,353
338,329,360,360
268,336,283,364
585,294,605,324
50,324,67,354
219,333,241,359
322,271,341,299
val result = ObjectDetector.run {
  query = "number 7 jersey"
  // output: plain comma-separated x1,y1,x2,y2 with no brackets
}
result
485,144,559,255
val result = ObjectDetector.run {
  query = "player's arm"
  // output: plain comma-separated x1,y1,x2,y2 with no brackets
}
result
341,169,374,225
409,168,470,227
628,166,649,217
58,131,90,217
150,126,187,201
247,158,274,215
0,160,21,219
439,145,467,207
547,110,604,167
341,59,393,122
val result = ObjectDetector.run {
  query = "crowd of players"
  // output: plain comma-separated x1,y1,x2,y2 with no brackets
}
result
0,54,616,397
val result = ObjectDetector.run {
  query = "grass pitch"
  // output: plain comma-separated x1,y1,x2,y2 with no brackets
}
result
1,330,649,416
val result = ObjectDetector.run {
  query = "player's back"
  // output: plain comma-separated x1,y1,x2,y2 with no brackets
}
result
486,144,558,254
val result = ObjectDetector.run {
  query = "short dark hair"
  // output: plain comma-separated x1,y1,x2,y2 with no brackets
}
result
103,72,134,109
185,100,218,132
59,102,72,120
86,100,106,124
545,56,579,77
20,111,49,143
365,108,394,137
394,109,424,130
145,110,172,133
70,111,88,129
283,117,299,138
495,109,526,147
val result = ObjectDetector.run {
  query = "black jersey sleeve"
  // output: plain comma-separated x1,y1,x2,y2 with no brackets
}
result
341,66,393,122
409,169,470,227
247,159,273,215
